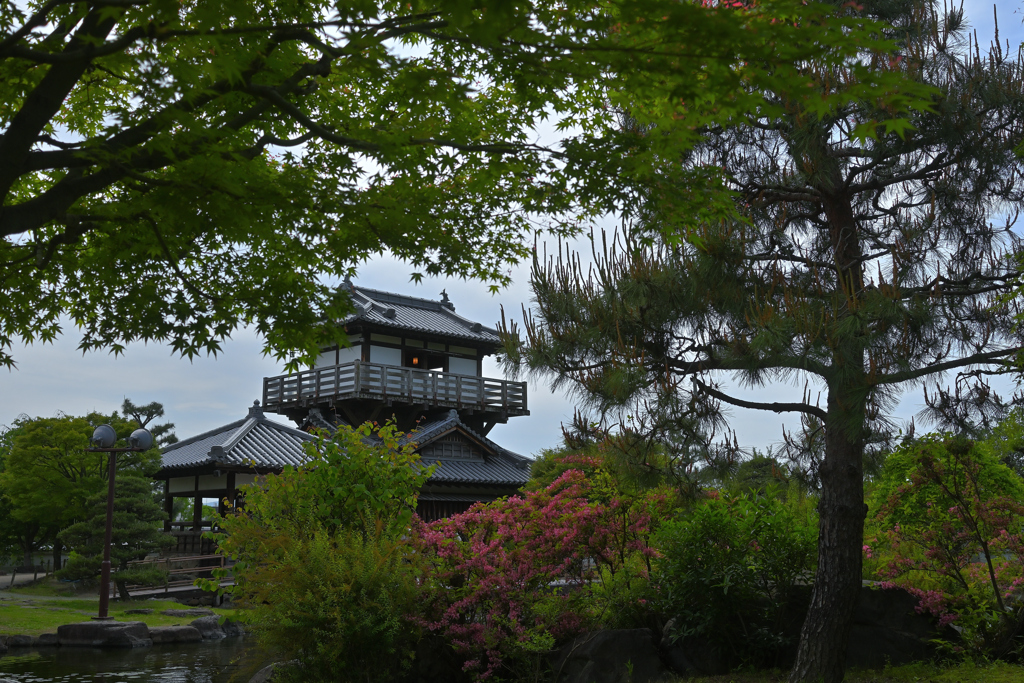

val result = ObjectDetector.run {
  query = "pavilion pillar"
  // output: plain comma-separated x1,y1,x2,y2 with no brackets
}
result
163,481,172,532
226,472,236,513
192,494,202,531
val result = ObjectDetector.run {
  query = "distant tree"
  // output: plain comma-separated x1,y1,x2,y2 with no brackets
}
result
0,412,161,569
500,2,1024,680
58,474,174,599
121,398,177,446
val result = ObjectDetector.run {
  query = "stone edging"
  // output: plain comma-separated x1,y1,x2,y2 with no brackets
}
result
0,615,243,654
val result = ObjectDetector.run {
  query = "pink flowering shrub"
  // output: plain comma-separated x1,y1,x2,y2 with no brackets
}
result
412,470,671,681
868,435,1024,657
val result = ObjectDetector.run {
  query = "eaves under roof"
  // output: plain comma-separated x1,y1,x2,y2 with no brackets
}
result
156,401,315,475
341,283,501,346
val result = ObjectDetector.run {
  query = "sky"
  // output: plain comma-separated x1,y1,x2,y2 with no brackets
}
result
1,0,1023,460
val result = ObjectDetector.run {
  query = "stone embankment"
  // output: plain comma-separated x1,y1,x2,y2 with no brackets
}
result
0,608,243,653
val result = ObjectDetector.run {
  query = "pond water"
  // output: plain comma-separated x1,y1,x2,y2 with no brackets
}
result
0,639,259,683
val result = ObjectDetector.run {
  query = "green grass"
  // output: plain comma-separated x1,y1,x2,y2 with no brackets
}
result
0,598,239,637
673,661,1024,682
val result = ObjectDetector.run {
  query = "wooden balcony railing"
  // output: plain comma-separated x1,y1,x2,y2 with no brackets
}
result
263,361,528,414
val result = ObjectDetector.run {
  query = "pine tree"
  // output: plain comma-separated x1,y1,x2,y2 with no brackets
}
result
499,2,1024,680
58,475,174,600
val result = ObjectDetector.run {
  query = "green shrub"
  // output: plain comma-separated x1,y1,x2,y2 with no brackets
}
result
653,490,817,668
207,423,434,681
867,435,1024,658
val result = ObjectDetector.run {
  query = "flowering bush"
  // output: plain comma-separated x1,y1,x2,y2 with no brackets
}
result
414,470,672,681
653,491,818,668
868,435,1024,658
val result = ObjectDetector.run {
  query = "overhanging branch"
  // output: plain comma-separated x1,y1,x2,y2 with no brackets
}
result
693,377,827,420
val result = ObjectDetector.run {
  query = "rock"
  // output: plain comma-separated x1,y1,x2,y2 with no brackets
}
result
0,636,7,655
6,635,32,647
124,608,154,615
161,608,214,617
249,660,299,683
659,619,728,677
57,621,152,648
846,585,937,670
32,633,58,647
221,618,244,637
150,625,203,644
190,615,226,640
249,662,279,683
553,629,668,683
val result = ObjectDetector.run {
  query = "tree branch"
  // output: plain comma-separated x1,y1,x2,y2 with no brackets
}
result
692,377,828,420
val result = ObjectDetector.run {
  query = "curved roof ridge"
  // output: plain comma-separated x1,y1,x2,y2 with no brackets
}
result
161,417,248,454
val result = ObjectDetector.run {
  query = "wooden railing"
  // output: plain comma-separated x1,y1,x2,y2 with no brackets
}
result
263,361,528,413
123,554,231,597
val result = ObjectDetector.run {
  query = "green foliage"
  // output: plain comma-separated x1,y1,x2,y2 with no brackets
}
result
0,411,161,568
499,2,1022,676
0,0,933,369
243,529,422,683
654,492,818,669
121,398,178,446
208,422,433,680
867,435,1024,658
56,474,174,598
983,408,1024,479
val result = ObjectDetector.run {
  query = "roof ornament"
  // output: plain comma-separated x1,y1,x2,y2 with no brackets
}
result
342,275,354,290
248,400,264,419
440,289,455,311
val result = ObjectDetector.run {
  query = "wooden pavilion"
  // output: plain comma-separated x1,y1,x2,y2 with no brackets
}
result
154,285,532,547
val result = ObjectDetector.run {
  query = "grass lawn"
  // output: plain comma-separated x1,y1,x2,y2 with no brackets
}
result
675,662,1024,682
0,596,238,637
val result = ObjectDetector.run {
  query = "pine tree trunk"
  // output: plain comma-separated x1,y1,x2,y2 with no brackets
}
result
789,395,866,683
52,540,61,571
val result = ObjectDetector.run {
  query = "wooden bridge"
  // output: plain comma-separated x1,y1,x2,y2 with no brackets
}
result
120,554,232,600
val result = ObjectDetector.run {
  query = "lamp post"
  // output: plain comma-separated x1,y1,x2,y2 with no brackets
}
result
87,425,153,621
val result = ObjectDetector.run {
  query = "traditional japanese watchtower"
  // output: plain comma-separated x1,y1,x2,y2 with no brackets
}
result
155,284,532,527
261,283,529,436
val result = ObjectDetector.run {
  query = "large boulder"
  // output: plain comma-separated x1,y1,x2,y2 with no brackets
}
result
0,636,7,655
5,635,32,648
249,661,299,683
846,585,937,669
190,615,226,640
552,629,668,683
658,620,729,677
150,625,203,644
57,621,152,648
32,633,58,647
189,615,244,639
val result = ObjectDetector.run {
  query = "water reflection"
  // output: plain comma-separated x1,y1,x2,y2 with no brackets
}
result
0,639,254,683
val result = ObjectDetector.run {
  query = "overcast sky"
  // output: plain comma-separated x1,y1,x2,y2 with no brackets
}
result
2,0,1022,459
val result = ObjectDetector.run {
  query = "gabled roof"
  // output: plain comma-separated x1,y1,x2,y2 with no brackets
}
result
157,401,315,475
341,283,500,346
402,410,531,487
158,405,530,490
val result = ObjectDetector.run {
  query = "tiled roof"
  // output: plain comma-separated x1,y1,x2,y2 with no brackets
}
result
159,404,530,490
403,410,531,487
157,401,315,474
341,284,500,345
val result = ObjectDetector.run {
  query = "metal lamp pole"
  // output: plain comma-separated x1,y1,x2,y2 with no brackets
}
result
87,425,153,621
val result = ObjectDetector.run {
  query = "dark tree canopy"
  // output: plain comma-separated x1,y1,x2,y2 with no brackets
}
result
500,1,1024,680
0,0,917,369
